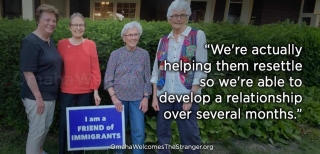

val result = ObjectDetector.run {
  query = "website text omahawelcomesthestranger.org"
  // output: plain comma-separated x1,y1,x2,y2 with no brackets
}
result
110,144,214,150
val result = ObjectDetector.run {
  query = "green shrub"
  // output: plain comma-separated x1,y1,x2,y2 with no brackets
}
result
1,18,320,145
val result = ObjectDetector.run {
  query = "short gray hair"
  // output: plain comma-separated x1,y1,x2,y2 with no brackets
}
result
166,0,191,19
69,12,86,26
121,21,143,37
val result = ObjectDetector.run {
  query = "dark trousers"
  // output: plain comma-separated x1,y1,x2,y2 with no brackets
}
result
58,92,92,154
156,98,201,154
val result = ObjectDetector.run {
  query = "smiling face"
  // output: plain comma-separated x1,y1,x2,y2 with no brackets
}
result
37,11,57,35
168,9,188,32
122,27,140,50
69,16,85,38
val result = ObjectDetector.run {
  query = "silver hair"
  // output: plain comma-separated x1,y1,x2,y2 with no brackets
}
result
69,12,86,26
166,0,191,19
121,21,143,37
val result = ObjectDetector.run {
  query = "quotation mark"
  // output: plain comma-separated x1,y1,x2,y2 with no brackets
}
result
294,108,302,119
205,44,211,49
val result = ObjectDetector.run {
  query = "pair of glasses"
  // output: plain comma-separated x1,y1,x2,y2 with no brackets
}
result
124,33,140,38
170,14,188,20
71,24,85,28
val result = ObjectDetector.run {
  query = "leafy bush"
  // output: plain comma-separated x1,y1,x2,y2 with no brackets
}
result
1,18,320,145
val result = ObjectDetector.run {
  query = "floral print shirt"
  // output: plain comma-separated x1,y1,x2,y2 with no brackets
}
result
104,47,151,101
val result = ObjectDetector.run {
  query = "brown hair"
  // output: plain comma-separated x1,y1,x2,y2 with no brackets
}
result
35,4,59,24
69,12,86,27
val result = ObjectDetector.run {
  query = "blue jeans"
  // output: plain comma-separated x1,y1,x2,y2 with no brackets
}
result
114,100,145,154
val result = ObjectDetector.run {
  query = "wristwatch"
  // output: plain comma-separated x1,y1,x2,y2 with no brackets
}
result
143,95,150,99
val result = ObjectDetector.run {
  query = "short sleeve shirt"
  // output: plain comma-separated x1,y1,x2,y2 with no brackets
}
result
20,33,62,101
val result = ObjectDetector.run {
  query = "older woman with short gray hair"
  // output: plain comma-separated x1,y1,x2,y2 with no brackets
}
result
104,21,151,154
151,0,208,154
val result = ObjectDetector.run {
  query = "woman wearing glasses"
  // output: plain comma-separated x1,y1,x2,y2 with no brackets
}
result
57,12,101,154
104,21,151,154
150,0,208,154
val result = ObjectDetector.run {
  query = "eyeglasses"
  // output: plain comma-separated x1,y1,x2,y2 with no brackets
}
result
170,14,188,20
71,24,85,29
124,33,140,38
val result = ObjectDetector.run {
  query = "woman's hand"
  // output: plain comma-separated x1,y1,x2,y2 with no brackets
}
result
93,90,101,106
94,93,101,106
182,102,192,111
139,98,148,113
36,97,45,115
23,72,45,115
107,88,122,112
152,97,159,111
111,96,122,112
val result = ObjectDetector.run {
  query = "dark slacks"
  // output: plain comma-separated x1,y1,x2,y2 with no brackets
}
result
58,92,92,154
156,98,201,154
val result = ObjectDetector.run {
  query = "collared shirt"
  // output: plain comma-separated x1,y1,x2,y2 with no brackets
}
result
150,26,208,96
104,46,152,101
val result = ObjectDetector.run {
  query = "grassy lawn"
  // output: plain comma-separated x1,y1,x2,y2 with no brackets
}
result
1,126,320,154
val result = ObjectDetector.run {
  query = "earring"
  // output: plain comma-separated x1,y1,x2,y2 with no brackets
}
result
124,42,126,46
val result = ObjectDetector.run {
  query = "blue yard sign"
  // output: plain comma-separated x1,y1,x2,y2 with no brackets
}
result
66,105,125,151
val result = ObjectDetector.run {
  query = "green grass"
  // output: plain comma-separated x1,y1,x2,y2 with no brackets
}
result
1,127,320,154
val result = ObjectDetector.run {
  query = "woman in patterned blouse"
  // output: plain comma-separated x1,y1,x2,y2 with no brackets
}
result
104,21,152,154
